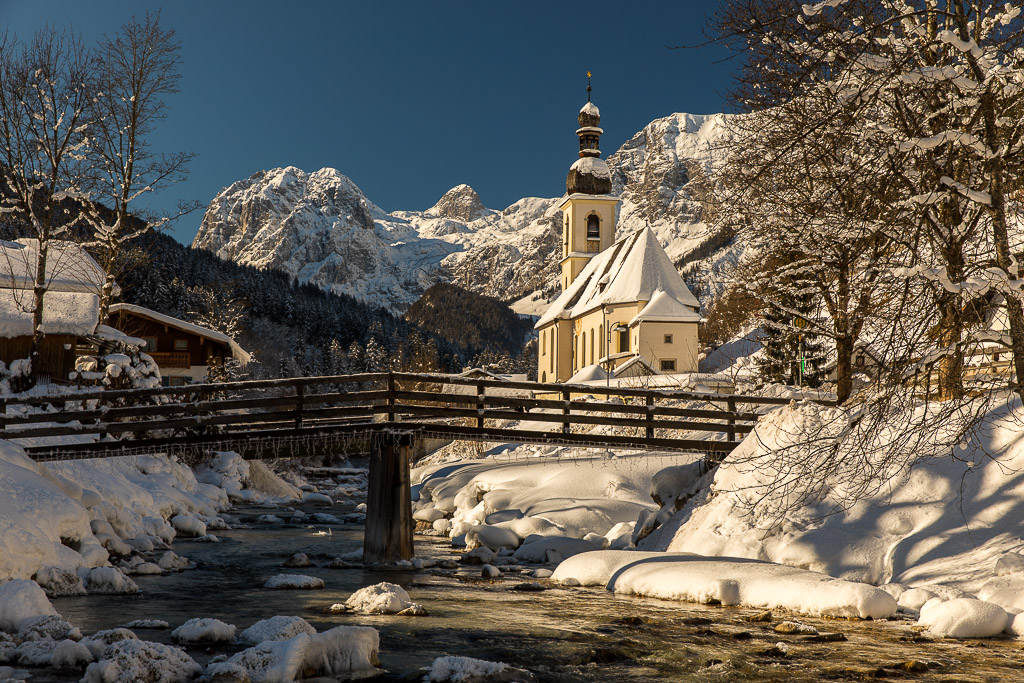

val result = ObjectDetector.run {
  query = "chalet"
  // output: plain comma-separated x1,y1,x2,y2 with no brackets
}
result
108,303,250,386
0,239,107,384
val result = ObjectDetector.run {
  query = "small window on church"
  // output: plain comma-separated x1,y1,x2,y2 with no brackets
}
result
664,334,673,344
586,214,600,240
618,328,629,353
661,359,676,372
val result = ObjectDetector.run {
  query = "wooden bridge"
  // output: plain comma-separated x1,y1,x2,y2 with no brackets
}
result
0,371,799,564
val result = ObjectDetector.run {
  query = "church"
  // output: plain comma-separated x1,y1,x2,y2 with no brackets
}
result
536,84,701,383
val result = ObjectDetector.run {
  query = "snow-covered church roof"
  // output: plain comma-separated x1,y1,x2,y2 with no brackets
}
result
536,226,700,329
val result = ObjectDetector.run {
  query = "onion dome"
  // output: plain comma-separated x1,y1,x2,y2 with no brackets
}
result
567,73,612,195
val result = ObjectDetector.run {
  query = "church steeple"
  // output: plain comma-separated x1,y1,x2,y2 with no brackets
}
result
567,75,612,195
558,74,620,291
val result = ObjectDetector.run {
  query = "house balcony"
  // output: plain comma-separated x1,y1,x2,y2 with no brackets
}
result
149,351,191,368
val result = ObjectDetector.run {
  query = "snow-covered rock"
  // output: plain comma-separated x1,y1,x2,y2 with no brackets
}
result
0,579,58,632
344,582,416,614
82,640,199,683
208,626,379,682
238,616,316,645
917,598,1009,638
80,567,138,595
263,574,324,590
170,618,236,643
426,655,510,682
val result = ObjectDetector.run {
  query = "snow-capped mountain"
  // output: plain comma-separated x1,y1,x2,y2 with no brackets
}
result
192,112,737,312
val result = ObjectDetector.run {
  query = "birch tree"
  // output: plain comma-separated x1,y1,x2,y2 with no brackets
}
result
86,12,195,321
0,28,93,385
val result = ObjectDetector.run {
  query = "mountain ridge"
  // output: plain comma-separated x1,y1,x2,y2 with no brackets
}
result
192,112,740,313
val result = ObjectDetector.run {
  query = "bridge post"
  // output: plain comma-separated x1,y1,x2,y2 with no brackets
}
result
295,383,304,430
645,395,654,439
562,389,571,435
727,397,737,442
363,431,414,565
476,381,484,429
386,372,396,423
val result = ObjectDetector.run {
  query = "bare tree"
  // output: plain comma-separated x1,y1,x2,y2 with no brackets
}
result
86,12,195,321
0,28,94,385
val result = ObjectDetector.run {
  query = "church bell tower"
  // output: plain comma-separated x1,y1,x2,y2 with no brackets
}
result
559,74,620,291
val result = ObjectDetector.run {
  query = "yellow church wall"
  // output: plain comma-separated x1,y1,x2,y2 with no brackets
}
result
537,319,576,383
635,320,700,373
569,303,642,375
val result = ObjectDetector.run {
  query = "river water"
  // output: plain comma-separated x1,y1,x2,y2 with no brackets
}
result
27,497,1024,682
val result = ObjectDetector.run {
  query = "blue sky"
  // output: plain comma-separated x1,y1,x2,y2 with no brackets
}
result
1,1,734,243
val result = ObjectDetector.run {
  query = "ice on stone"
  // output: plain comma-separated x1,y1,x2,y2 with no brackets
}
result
82,639,199,683
171,618,236,643
344,582,416,614
238,616,316,645
263,574,324,590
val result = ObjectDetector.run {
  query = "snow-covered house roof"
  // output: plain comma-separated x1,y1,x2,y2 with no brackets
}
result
613,355,661,379
0,289,99,338
108,303,250,364
536,227,700,329
0,239,109,293
0,240,110,339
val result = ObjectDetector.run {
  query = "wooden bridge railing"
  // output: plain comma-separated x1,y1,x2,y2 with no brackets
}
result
0,372,827,565
0,371,807,459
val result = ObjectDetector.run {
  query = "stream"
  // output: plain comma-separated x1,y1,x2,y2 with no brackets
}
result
20,495,1024,682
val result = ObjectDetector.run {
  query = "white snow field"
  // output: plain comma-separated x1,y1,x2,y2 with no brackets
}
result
551,550,897,618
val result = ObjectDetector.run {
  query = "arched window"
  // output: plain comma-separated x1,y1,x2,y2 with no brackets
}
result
541,330,546,355
586,214,600,240
589,328,595,364
581,334,586,368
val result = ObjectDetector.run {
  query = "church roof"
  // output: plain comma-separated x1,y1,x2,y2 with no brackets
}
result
630,288,702,325
536,226,700,329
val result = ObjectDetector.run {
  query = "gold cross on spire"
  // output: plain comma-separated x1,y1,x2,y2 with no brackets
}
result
586,71,592,101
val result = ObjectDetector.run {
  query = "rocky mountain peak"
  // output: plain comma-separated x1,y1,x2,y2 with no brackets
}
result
428,184,489,222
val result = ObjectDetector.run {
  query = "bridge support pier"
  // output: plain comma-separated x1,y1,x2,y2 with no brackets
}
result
363,431,414,565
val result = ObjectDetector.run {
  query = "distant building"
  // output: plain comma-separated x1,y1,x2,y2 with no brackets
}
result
0,239,108,383
535,84,701,383
108,303,249,385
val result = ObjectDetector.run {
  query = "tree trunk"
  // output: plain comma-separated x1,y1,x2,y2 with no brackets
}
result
835,334,854,403
935,289,964,400
28,240,48,388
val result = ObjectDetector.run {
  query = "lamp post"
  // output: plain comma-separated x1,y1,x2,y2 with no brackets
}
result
606,322,628,390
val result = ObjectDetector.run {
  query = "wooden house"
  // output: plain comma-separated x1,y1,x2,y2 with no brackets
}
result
108,304,250,386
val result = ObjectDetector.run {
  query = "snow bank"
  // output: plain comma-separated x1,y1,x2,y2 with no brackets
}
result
238,616,315,645
917,598,1009,638
344,582,416,614
412,449,697,549
210,626,379,681
552,551,898,618
643,399,1024,595
170,617,236,643
426,655,508,682
82,639,199,683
